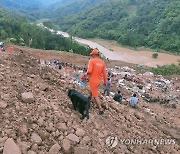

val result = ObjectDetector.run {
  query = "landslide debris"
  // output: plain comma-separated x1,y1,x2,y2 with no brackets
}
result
0,49,179,154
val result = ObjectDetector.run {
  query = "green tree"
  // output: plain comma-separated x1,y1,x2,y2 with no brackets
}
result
152,53,159,58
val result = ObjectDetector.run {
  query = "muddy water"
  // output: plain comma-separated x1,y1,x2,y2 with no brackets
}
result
44,24,180,67
90,39,180,67
57,30,180,67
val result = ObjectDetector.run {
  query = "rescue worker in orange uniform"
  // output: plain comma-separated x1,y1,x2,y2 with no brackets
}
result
87,49,107,115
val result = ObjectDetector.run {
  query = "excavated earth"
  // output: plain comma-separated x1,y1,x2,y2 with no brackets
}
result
0,46,179,154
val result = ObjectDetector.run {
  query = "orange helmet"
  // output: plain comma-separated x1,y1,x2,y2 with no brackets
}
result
90,49,99,55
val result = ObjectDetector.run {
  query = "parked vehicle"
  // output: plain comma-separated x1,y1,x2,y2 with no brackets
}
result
0,42,5,48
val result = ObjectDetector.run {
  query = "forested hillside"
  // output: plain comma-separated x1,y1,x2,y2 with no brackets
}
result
0,0,41,10
51,0,180,53
1,0,179,53
0,7,91,55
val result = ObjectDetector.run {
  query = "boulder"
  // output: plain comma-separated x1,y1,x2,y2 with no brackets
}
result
134,112,144,120
74,147,89,154
31,133,42,145
0,101,7,109
75,128,85,137
27,151,36,154
62,139,71,154
81,136,91,144
58,123,68,132
3,138,21,154
66,134,79,143
17,141,30,154
0,137,8,147
21,92,34,103
48,143,60,154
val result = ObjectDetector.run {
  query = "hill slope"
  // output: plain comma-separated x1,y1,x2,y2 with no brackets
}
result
0,0,57,20
0,47,179,153
51,0,180,53
0,7,91,55
0,0,41,10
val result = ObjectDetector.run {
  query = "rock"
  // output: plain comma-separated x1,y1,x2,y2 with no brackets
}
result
102,130,109,138
109,103,120,113
62,139,71,154
3,138,21,154
21,92,34,103
31,133,42,145
66,134,80,143
75,128,85,137
19,124,28,134
82,136,91,144
91,148,98,154
58,135,64,141
27,151,36,154
134,112,144,120
0,137,8,147
0,101,7,109
98,132,104,138
38,84,48,91
94,122,101,130
0,147,3,153
48,143,60,154
31,144,38,152
113,149,122,154
58,122,68,132
17,141,30,154
74,147,89,154
92,129,97,134
37,118,44,126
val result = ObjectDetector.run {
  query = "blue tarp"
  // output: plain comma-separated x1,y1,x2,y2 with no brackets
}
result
72,74,85,87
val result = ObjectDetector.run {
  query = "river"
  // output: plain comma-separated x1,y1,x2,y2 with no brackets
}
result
38,23,180,67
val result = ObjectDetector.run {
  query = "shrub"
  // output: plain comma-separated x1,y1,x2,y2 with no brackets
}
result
152,64,180,75
152,53,158,58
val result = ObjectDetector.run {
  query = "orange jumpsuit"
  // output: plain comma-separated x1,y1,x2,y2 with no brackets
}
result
87,57,107,97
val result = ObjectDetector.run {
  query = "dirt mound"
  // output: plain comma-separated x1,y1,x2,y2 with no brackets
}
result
0,47,179,154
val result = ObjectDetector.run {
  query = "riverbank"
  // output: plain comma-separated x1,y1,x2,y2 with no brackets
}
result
38,23,180,67
90,39,180,67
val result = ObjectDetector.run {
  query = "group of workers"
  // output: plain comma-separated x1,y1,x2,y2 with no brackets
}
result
37,48,139,116
86,49,139,116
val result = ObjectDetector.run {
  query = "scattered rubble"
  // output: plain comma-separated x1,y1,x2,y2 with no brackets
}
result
0,47,179,153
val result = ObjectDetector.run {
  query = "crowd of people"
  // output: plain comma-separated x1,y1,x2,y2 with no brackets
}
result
37,47,178,117
38,48,141,116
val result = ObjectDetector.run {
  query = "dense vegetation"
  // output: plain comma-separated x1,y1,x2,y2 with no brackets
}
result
152,64,180,75
1,0,180,54
0,8,91,56
0,0,56,21
51,0,180,53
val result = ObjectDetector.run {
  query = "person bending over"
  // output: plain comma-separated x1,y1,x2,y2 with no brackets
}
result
113,90,122,103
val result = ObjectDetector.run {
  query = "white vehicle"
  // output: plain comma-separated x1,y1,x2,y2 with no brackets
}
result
0,42,5,48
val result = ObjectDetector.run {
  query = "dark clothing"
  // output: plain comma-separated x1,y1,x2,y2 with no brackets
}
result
104,80,111,96
113,93,122,103
58,64,62,69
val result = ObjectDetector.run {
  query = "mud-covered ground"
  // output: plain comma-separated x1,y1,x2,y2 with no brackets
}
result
0,46,179,154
